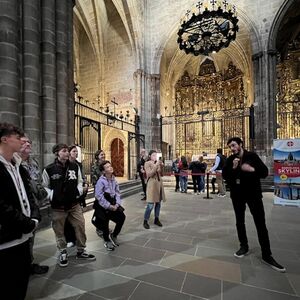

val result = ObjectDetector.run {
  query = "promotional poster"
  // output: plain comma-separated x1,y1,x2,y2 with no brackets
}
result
273,139,300,207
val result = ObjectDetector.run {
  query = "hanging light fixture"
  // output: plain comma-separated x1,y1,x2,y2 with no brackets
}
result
177,0,239,56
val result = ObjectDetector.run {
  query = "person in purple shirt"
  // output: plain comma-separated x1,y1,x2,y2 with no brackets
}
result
93,160,126,251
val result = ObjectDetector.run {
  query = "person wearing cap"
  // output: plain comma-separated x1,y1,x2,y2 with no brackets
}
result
42,143,96,267
0,122,41,300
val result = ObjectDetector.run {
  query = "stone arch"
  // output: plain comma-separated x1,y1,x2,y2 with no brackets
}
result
152,5,261,75
267,0,300,51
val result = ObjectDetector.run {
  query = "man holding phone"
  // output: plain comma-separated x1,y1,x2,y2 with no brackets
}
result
222,137,285,273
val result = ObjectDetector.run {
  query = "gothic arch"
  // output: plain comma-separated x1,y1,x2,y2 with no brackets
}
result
152,5,261,75
267,0,300,51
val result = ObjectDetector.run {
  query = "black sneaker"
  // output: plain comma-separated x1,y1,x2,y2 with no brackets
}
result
109,233,119,247
262,256,286,273
104,241,115,251
143,220,150,229
30,263,49,275
154,218,163,227
76,250,96,261
234,247,249,258
59,250,68,267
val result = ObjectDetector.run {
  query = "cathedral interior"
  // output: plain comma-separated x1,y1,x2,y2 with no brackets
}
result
0,0,299,177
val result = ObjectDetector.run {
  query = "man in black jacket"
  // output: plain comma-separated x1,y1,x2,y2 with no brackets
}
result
223,137,285,272
42,144,95,267
0,122,41,300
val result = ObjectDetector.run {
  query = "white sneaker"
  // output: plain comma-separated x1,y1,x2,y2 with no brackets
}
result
67,242,75,248
217,193,226,197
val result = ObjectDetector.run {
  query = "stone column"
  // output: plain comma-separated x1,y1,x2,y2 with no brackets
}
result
67,0,75,144
252,52,265,154
252,50,277,168
41,0,57,166
0,0,20,124
22,0,41,160
56,0,68,143
150,74,161,150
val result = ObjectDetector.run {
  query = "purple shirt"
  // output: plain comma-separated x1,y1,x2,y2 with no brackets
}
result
95,175,121,209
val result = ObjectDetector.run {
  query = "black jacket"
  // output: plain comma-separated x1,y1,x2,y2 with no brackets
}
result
189,161,207,175
0,161,41,245
44,159,81,210
222,150,268,199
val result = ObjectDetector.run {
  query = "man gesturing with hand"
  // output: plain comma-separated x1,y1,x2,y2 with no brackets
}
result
223,137,286,273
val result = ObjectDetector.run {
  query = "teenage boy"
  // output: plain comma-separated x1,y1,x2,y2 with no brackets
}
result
42,143,96,267
0,123,41,299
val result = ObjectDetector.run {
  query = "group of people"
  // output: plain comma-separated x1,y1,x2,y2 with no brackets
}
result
172,148,226,196
0,122,286,299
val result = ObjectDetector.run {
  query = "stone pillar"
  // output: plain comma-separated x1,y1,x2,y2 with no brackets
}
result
150,74,161,150
0,0,20,124
56,0,68,143
22,0,41,160
252,50,277,169
41,0,57,166
252,52,265,154
67,0,75,144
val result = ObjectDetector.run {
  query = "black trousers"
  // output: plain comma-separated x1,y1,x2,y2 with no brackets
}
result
93,207,126,242
139,173,147,195
0,240,31,300
231,194,272,257
175,173,180,190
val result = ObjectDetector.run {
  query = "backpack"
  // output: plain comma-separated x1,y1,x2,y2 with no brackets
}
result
217,154,226,170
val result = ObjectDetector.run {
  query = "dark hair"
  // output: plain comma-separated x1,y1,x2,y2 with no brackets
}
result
148,150,157,157
181,156,188,168
99,160,111,172
217,148,223,154
52,143,68,154
68,144,77,152
0,122,24,142
227,137,243,146
94,149,104,160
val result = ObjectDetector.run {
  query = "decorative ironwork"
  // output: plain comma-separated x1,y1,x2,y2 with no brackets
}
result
165,61,250,157
177,0,239,56
276,45,300,139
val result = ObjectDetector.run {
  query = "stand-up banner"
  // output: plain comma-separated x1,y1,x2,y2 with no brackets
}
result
273,139,300,207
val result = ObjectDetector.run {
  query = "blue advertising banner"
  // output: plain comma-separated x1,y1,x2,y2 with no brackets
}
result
273,139,300,207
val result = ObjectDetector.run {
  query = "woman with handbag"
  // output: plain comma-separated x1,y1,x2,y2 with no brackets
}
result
93,160,126,251
143,150,166,229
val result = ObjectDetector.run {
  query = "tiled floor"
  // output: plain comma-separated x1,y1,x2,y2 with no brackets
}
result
26,189,300,300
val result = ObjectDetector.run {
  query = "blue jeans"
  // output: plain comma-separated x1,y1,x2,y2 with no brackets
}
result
144,202,161,220
180,176,188,192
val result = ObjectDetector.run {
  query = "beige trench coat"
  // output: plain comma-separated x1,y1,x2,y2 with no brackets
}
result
144,160,166,203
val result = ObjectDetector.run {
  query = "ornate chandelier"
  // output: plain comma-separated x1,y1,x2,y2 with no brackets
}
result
177,0,239,56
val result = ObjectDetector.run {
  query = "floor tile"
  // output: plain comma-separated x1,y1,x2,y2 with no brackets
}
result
182,273,221,299
129,282,190,300
115,259,186,290
223,281,300,300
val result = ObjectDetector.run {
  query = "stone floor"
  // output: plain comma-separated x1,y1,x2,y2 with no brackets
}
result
26,188,300,300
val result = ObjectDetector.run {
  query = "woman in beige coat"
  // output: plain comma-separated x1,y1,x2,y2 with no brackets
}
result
143,150,166,229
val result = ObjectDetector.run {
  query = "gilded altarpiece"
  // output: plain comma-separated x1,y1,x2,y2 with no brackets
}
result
174,62,250,157
276,41,300,139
